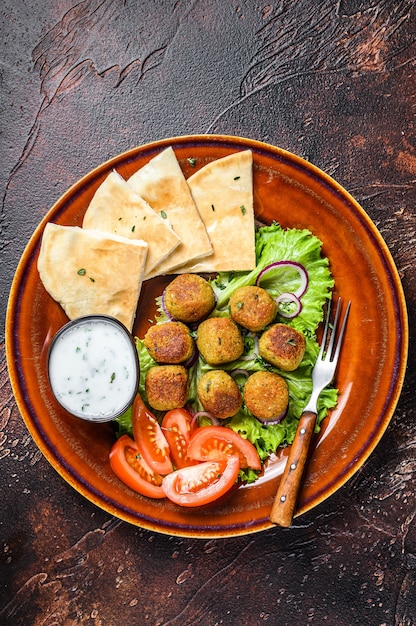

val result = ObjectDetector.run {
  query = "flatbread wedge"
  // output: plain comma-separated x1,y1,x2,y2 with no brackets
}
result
127,147,212,278
177,150,256,273
83,170,180,277
37,223,148,331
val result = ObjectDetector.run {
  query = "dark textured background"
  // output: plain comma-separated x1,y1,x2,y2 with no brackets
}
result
1,2,415,624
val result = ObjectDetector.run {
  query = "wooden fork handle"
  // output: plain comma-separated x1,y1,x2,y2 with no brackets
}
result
270,410,317,527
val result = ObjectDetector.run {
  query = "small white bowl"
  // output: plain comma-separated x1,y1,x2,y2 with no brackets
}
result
47,315,139,422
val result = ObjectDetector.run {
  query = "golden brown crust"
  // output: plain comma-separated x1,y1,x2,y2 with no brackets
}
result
197,370,242,419
143,321,194,364
258,323,306,371
145,365,189,411
164,274,215,323
196,317,244,365
244,371,289,420
229,286,278,332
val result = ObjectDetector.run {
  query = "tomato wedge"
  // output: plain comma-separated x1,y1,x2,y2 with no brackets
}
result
162,455,240,507
187,425,261,470
109,435,165,498
161,408,198,469
132,394,173,475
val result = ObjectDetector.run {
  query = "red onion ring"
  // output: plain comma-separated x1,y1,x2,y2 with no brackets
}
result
256,261,308,298
230,368,250,380
191,411,221,429
254,405,288,425
275,292,302,318
160,288,174,320
183,344,199,369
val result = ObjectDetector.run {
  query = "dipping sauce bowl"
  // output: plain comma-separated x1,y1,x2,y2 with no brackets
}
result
47,315,139,422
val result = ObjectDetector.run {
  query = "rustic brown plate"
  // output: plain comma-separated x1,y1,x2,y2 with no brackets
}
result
6,135,408,538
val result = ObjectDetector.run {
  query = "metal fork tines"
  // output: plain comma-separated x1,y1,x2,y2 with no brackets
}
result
270,297,351,527
304,297,351,414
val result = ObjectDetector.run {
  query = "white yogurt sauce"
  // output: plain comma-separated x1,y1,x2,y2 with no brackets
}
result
48,317,138,421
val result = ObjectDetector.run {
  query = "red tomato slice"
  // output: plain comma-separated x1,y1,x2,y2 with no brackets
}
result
161,408,198,469
109,435,165,499
132,394,173,475
162,455,240,507
187,425,261,470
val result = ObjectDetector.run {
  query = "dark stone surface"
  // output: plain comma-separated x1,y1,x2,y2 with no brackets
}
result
1,2,415,624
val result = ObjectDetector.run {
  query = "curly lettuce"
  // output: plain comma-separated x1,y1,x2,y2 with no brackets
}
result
116,222,337,481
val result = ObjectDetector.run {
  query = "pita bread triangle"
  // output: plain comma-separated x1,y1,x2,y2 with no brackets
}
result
83,170,180,278
37,223,148,331
127,147,213,278
177,150,256,273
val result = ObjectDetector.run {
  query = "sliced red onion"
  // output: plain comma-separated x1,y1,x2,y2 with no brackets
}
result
256,261,308,298
183,344,199,369
230,368,250,380
254,405,288,425
160,288,174,320
191,411,221,428
275,292,302,319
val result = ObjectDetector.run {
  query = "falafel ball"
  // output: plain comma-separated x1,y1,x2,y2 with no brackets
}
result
244,371,289,421
196,317,244,365
197,370,242,419
144,321,194,364
258,323,306,371
145,365,189,411
229,285,278,332
164,273,215,323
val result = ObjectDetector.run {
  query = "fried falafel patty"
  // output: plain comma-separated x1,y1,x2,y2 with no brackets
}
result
144,321,194,364
244,371,289,421
229,285,277,332
164,273,215,323
196,317,244,365
259,323,306,371
145,365,189,411
197,370,242,419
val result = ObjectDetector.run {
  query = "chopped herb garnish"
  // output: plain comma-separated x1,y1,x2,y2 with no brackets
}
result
110,372,116,383
240,205,247,215
77,268,86,276
89,277,95,282
161,210,167,219
188,157,196,167
286,338,297,346
211,204,215,211
131,225,136,232
234,176,240,180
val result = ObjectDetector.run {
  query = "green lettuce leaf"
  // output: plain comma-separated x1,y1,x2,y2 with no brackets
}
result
115,222,338,482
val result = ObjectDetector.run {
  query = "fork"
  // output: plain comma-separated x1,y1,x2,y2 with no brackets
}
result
270,297,351,527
